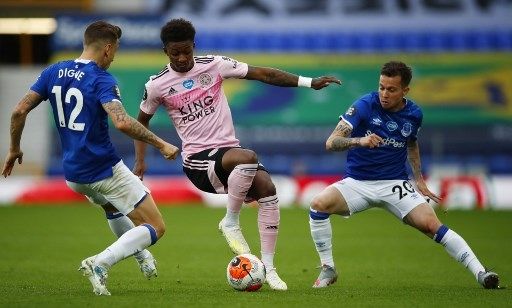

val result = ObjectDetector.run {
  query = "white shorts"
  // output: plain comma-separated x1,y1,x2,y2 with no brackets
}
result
66,161,149,216
331,177,428,220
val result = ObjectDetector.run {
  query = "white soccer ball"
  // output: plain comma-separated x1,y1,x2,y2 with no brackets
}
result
226,254,266,291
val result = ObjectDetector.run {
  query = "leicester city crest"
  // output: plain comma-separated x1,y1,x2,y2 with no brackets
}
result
401,122,412,137
198,73,213,88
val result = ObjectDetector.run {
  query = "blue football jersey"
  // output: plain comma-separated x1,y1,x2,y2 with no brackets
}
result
30,59,121,183
341,92,423,180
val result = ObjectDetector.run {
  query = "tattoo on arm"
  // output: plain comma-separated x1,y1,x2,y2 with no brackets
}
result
333,122,351,135
10,92,42,150
330,137,361,151
407,141,423,179
103,102,162,148
20,92,42,112
327,121,360,151
104,101,127,124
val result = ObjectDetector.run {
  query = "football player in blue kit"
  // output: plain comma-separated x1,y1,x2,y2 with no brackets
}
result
308,61,500,289
2,21,179,295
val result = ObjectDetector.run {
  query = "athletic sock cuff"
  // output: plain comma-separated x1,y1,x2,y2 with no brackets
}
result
258,195,279,205
105,211,123,220
434,224,449,243
142,223,158,245
309,208,330,220
235,163,259,172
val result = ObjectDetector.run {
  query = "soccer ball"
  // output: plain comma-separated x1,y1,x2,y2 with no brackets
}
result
226,254,266,291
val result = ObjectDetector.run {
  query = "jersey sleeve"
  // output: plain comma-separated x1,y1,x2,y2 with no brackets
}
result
340,96,370,130
139,77,161,115
30,65,53,100
96,72,122,104
216,55,249,79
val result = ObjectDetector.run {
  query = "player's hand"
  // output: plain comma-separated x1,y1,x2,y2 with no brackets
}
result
416,180,442,204
359,133,383,149
311,76,342,90
132,160,147,180
160,143,180,160
2,150,23,178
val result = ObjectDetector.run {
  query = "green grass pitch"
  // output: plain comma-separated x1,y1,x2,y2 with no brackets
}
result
0,204,510,307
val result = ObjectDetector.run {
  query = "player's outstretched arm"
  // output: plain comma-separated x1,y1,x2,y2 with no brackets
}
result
244,66,341,90
407,140,441,203
133,110,153,180
2,91,42,178
102,101,179,161
326,120,383,152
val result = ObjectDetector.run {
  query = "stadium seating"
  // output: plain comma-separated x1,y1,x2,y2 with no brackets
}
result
195,31,512,53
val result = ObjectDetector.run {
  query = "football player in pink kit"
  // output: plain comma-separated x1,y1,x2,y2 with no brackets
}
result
133,18,341,290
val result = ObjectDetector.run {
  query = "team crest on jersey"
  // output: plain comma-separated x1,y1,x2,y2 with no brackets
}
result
142,88,148,100
345,106,356,116
183,79,194,89
386,121,398,131
198,73,213,88
401,122,412,137
113,85,121,98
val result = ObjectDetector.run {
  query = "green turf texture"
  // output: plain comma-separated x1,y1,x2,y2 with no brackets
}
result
0,205,510,307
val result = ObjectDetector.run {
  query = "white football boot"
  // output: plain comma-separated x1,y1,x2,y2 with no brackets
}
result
78,256,111,296
313,264,338,288
218,218,251,255
135,253,158,280
265,268,288,291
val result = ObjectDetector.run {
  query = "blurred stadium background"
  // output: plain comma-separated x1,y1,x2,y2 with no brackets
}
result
1,0,511,210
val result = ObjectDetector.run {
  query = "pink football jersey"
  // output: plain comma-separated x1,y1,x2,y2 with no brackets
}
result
140,55,249,158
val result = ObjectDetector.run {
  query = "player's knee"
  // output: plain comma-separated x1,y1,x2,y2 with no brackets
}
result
310,196,330,213
414,216,441,236
239,150,258,165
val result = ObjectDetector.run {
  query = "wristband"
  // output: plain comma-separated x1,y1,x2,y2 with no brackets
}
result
298,76,312,88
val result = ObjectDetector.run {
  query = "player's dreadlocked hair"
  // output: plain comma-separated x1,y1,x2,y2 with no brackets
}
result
160,18,196,46
381,61,412,87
